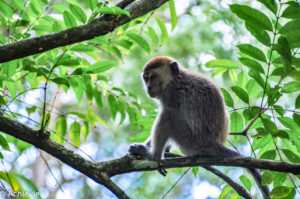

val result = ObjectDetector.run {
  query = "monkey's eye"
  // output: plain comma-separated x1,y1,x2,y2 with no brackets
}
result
150,74,156,80
143,74,148,81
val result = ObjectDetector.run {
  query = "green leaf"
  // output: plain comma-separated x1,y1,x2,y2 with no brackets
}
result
261,171,273,186
270,186,292,198
239,175,252,191
245,22,271,46
115,39,133,49
280,19,300,34
0,96,6,105
239,57,264,74
248,70,265,88
155,17,168,46
281,149,300,163
169,0,177,30
228,69,237,84
212,67,227,76
88,36,109,45
281,2,300,19
128,131,150,142
0,134,10,151
51,5,69,14
70,44,97,52
2,60,17,79
86,83,93,104
231,86,249,104
146,26,159,48
284,30,300,49
55,117,67,144
26,106,37,115
12,0,25,10
86,61,117,74
274,37,292,69
230,112,243,132
70,4,87,23
86,0,97,11
282,81,300,93
260,150,276,160
108,94,117,119
69,121,81,147
96,6,130,17
246,80,260,98
0,1,13,19
30,0,44,15
52,77,70,87
0,34,5,44
63,10,77,28
4,81,17,98
205,59,239,69
127,33,150,54
278,117,299,133
237,44,267,62
273,105,284,117
296,95,300,109
82,121,90,142
192,167,199,177
127,106,138,132
271,67,285,76
257,0,277,15
289,70,300,82
267,87,282,106
237,71,248,89
94,88,103,110
118,100,126,125
230,4,273,31
221,88,234,108
262,118,278,135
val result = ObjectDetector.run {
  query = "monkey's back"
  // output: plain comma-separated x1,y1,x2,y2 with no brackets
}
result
162,69,228,153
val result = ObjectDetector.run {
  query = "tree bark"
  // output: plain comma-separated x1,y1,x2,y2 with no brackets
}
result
0,115,300,198
0,0,168,63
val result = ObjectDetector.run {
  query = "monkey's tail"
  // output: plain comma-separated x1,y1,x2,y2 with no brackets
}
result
217,145,270,199
247,168,270,199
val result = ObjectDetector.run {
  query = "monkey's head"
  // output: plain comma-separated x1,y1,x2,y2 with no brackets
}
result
142,56,180,98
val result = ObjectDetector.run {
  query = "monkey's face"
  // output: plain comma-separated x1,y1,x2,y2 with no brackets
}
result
143,71,163,98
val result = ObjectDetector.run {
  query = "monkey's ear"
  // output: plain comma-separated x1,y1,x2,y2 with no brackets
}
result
170,61,179,76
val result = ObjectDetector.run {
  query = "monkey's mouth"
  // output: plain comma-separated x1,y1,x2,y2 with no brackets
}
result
148,90,160,98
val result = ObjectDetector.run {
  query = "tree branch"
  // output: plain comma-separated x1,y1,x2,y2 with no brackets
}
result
0,0,168,63
1,115,300,198
203,166,252,199
166,153,252,198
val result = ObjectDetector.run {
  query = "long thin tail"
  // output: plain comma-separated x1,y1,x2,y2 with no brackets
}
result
216,145,270,199
248,168,270,199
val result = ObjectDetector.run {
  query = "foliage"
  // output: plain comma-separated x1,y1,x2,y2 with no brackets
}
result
0,0,299,198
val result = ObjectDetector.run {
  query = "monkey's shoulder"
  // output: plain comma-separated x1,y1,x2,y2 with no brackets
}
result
174,71,220,93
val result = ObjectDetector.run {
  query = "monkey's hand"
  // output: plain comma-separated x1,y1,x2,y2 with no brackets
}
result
128,144,151,160
128,144,167,176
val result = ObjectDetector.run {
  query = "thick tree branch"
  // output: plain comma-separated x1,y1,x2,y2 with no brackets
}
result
1,115,300,198
0,0,168,63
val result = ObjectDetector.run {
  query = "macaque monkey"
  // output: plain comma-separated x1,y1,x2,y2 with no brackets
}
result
129,56,269,198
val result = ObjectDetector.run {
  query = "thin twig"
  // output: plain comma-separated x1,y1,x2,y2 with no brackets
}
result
161,168,190,199
230,108,266,136
40,152,65,193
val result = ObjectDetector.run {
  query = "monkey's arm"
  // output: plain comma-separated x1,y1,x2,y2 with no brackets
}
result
129,112,171,175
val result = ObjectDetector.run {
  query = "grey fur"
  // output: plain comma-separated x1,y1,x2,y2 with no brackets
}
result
129,57,269,198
